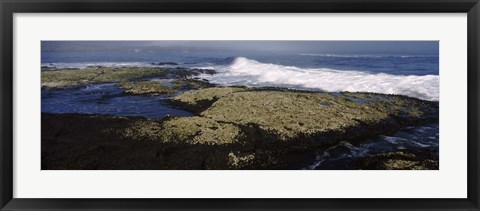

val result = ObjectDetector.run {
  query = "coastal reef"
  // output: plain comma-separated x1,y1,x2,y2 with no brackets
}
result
356,151,439,170
116,78,216,96
41,67,215,89
117,81,179,95
42,86,439,170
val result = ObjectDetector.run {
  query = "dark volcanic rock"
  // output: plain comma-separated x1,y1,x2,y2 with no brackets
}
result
42,87,439,170
42,113,239,170
151,62,178,66
356,151,439,170
41,67,216,89
191,68,216,75
117,81,179,95
116,78,215,96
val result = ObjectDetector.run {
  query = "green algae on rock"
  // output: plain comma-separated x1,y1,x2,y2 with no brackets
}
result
163,87,438,169
118,78,215,96
41,86,439,170
172,78,216,90
356,151,439,170
118,81,178,95
228,152,256,168
41,67,215,89
343,92,437,119
41,67,170,88
159,116,243,145
171,87,247,113
186,89,439,141
117,119,164,141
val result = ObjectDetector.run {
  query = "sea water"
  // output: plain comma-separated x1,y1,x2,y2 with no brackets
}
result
42,50,439,101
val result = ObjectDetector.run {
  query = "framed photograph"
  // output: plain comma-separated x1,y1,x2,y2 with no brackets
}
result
1,0,479,210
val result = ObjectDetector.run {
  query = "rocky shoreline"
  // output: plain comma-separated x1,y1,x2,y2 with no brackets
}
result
41,67,439,170
41,66,216,89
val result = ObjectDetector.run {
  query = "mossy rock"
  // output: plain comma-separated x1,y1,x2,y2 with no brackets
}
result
197,90,437,141
344,92,438,119
41,67,213,89
118,81,178,95
117,78,215,96
159,116,243,145
356,151,439,170
172,78,215,90
41,85,439,169
171,87,247,113
41,67,170,88
42,112,439,170
227,151,256,168
109,119,164,141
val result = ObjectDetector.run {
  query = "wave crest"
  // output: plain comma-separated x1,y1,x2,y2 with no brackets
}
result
200,57,439,101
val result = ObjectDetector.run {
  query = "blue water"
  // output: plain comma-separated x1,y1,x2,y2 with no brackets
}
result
41,83,193,119
307,124,439,170
42,50,439,75
42,49,440,101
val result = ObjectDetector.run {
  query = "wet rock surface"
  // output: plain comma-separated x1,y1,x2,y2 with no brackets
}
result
170,87,247,113
117,81,179,95
356,151,439,170
41,67,216,89
42,86,439,170
42,113,273,170
151,62,178,66
116,78,216,96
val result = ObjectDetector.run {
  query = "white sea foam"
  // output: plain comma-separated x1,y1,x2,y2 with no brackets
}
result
299,53,428,58
198,57,439,101
381,135,431,148
306,142,369,169
81,83,116,91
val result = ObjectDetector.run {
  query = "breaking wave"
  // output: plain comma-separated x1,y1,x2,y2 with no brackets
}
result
198,57,439,101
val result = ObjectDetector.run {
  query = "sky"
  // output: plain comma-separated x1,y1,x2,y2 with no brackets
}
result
42,41,439,55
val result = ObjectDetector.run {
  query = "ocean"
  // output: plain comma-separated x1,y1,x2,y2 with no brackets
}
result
42,50,439,101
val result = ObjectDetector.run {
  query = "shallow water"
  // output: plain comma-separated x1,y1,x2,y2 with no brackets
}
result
41,83,193,119
306,124,439,170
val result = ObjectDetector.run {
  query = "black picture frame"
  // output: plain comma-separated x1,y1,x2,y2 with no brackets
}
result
1,0,479,210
